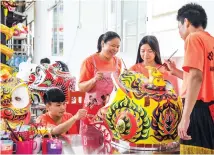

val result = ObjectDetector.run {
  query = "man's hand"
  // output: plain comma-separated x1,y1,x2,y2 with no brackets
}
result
164,60,177,75
178,117,192,140
74,109,87,120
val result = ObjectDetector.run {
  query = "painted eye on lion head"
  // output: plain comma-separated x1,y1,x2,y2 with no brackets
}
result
11,85,30,109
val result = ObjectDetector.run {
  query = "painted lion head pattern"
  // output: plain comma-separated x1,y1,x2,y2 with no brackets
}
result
91,67,182,145
0,76,31,129
28,61,76,104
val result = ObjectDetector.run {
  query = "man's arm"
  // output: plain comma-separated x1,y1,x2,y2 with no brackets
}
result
178,68,202,140
182,68,202,119
164,61,183,79
172,68,183,79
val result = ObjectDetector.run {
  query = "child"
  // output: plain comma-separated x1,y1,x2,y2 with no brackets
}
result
40,58,50,65
36,88,87,135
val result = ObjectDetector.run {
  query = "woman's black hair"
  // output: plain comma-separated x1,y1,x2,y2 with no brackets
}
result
97,34,104,52
97,31,121,53
44,88,65,104
136,35,162,65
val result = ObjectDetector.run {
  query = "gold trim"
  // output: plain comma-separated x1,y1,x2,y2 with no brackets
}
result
0,24,14,40
0,44,14,58
180,144,214,154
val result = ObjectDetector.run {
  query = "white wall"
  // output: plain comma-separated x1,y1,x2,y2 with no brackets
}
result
33,0,106,82
148,0,214,58
199,0,214,35
147,0,185,57
64,0,106,79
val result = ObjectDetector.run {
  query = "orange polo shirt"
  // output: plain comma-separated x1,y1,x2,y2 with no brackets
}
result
36,112,78,134
181,31,214,102
79,53,121,83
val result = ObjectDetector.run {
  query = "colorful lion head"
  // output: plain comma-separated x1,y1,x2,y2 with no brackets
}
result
17,60,76,104
91,67,182,147
1,70,32,129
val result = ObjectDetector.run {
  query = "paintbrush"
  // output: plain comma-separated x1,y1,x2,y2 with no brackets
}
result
89,62,109,84
121,58,127,70
157,49,178,70
5,119,19,141
16,122,24,141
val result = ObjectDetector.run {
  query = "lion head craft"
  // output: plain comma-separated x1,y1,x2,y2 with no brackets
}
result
17,60,76,104
90,66,182,148
0,71,32,129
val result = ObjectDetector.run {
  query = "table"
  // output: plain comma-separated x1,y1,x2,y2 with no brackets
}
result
61,134,180,154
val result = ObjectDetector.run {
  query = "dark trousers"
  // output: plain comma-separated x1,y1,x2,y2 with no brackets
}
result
180,100,214,150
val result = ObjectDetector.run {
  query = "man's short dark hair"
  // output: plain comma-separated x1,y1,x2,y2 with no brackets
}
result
177,3,207,29
44,88,65,104
40,58,50,64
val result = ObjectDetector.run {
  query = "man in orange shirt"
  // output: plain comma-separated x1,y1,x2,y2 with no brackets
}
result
165,3,214,154
36,88,87,135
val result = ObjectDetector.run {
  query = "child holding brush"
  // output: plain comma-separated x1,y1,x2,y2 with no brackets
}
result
36,88,87,135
